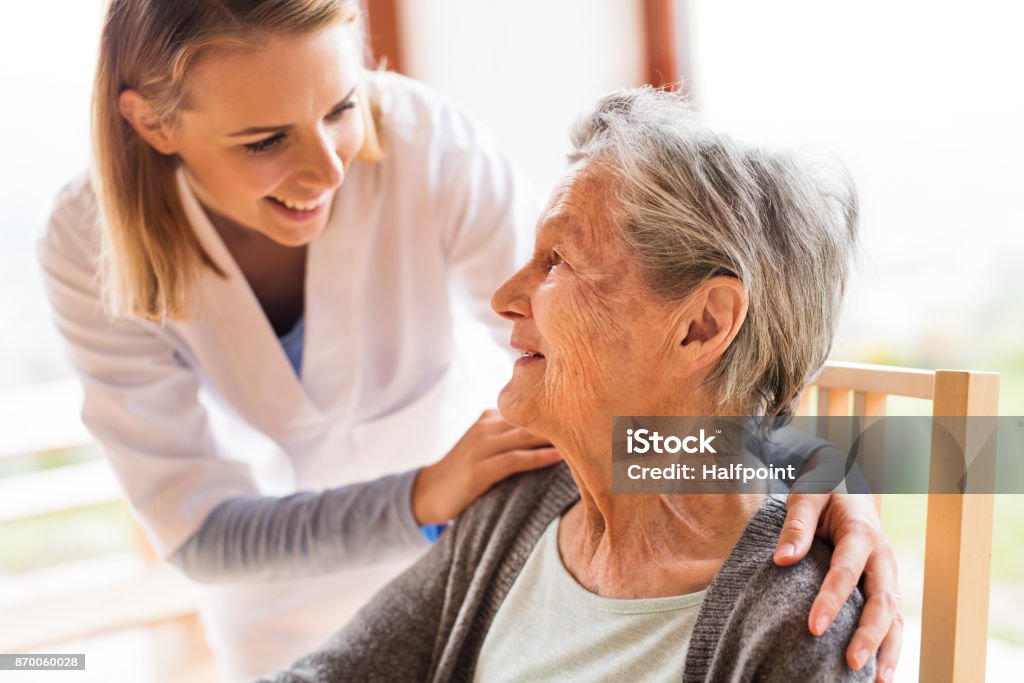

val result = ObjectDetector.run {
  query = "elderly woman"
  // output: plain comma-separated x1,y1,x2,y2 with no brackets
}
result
261,89,874,681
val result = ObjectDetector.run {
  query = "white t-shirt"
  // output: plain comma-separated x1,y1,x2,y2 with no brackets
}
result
475,518,706,683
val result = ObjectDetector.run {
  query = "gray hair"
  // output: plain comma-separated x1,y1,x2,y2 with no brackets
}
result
569,87,858,418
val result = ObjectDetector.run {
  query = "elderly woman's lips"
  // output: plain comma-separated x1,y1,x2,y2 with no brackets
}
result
515,351,545,366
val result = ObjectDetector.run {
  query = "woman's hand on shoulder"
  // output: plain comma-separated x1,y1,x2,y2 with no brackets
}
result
411,409,561,525
774,493,902,683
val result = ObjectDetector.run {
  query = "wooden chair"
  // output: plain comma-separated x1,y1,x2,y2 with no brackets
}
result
799,361,999,682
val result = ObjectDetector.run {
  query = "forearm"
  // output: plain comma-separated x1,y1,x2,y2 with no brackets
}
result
169,469,429,583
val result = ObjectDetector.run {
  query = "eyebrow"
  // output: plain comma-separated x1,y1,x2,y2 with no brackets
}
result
224,84,359,137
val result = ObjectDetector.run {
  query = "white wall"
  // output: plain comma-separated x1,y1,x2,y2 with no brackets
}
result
398,0,645,194
0,0,108,386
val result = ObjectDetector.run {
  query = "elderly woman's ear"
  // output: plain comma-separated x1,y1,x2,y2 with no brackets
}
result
676,276,748,372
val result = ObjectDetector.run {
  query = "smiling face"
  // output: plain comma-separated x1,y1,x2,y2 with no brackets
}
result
166,25,365,246
491,166,690,444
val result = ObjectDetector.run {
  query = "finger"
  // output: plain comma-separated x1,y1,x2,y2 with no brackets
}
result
848,546,901,675
808,533,872,636
475,408,500,423
844,588,899,671
479,447,562,482
775,493,829,565
488,428,552,453
872,604,903,683
475,409,514,434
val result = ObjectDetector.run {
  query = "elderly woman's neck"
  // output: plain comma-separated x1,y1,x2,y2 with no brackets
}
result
551,395,762,598
558,473,764,599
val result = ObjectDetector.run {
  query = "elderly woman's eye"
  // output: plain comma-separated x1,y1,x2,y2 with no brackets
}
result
548,251,565,270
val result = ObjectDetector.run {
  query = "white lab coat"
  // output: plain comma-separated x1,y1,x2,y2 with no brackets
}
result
39,72,539,680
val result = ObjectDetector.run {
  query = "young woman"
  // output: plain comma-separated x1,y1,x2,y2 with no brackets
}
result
39,1,901,681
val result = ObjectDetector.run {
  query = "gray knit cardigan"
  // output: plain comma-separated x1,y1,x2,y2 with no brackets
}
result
258,463,873,682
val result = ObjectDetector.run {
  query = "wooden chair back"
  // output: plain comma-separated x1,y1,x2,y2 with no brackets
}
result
800,361,999,683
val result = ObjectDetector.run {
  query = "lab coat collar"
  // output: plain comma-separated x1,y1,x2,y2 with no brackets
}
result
173,167,372,433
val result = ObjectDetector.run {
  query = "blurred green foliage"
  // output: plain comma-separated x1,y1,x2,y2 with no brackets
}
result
0,501,135,575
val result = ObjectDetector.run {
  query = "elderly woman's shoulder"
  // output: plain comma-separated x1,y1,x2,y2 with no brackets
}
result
470,459,575,514
449,462,578,554
740,497,848,600
694,497,874,681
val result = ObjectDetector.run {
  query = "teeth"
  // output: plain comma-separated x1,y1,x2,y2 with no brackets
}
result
520,351,543,358
271,194,328,211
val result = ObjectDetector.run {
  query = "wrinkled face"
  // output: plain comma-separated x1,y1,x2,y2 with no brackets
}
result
491,166,684,441
170,25,365,246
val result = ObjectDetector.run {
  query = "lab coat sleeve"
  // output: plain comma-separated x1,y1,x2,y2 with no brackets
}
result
40,182,433,578
437,135,542,349
37,184,261,560
169,468,429,583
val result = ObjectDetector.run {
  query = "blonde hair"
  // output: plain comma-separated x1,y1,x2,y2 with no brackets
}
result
92,0,379,321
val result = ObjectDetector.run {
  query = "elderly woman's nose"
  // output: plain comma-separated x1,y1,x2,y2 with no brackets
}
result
491,267,532,320
295,129,344,189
